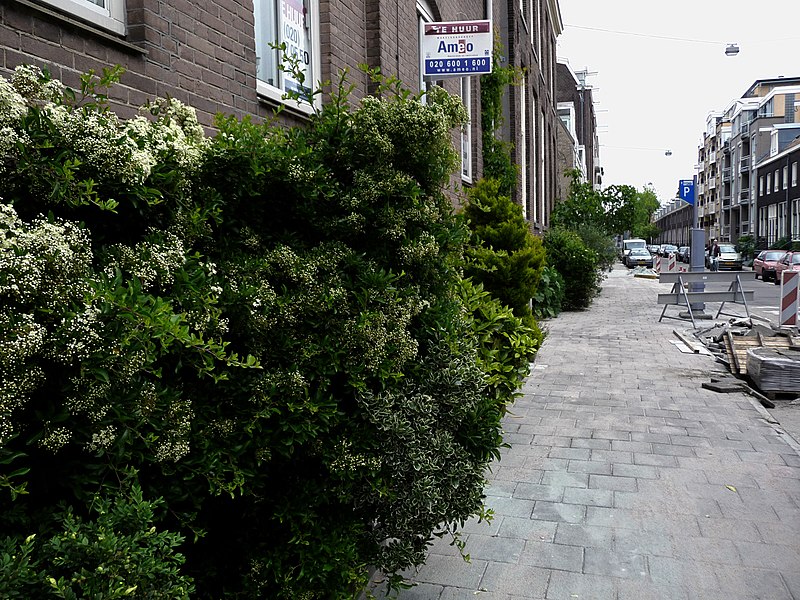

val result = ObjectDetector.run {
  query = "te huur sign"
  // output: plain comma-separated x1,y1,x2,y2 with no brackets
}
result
421,20,492,79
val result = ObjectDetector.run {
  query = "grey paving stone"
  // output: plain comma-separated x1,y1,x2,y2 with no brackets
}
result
698,517,761,542
570,437,611,450
650,442,697,457
462,534,525,564
734,540,800,571
611,463,658,479
590,449,634,464
531,501,586,524
679,536,742,565
567,460,612,475
539,471,588,489
631,432,672,443
616,580,690,600
562,487,614,508
582,547,647,579
548,447,591,461
711,564,794,599
496,517,557,542
479,562,550,597
648,556,718,590
397,583,444,599
545,571,615,600
589,474,637,492
553,522,613,549
411,554,488,589
611,440,653,453
486,496,535,518
614,527,673,556
513,483,564,503
633,452,679,467
518,539,584,572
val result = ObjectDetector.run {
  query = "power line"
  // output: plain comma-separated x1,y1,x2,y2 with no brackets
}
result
564,24,724,45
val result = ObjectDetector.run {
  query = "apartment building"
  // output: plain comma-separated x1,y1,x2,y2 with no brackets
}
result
756,141,800,245
695,77,800,245
1,0,565,230
554,57,601,202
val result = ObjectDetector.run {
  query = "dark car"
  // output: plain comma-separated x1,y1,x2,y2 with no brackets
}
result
754,250,787,281
677,246,690,263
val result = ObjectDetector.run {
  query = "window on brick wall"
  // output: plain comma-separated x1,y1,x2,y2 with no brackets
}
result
32,0,126,35
793,162,798,187
254,0,321,113
784,166,789,190
460,77,472,183
520,84,527,220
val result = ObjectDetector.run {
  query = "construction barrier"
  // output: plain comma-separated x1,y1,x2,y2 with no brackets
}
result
654,256,661,274
657,271,755,328
779,270,799,327
668,253,676,273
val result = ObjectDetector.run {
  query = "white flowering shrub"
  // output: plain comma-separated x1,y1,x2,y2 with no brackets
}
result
0,66,538,599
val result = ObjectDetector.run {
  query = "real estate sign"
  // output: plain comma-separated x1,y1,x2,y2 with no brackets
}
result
421,21,492,78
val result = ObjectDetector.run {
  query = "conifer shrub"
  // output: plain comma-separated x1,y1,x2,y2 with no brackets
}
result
0,66,537,598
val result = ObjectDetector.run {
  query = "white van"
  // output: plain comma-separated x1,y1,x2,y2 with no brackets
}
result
622,238,647,260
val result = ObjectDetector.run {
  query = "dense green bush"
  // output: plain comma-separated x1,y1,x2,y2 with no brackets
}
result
543,228,600,310
531,265,565,319
0,65,537,598
462,178,546,330
573,223,617,273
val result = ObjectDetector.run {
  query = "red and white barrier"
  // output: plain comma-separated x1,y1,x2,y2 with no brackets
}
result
668,253,676,273
779,270,799,327
654,256,661,273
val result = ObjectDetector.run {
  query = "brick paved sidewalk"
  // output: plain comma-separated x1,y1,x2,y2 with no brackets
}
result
394,266,800,600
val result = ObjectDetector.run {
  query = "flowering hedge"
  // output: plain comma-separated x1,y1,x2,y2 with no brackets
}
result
0,66,538,598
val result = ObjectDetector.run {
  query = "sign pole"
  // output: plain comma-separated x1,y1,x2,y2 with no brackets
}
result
678,177,708,318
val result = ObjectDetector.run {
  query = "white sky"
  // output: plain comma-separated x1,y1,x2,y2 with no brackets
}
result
556,0,800,204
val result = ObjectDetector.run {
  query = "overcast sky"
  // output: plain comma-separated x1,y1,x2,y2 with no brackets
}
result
556,0,800,204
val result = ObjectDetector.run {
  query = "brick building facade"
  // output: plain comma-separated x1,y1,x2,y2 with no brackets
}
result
1,0,564,228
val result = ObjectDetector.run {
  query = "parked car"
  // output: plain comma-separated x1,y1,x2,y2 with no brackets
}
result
625,248,654,268
647,244,660,255
754,250,787,281
706,243,742,270
773,251,800,284
659,244,678,257
677,246,690,262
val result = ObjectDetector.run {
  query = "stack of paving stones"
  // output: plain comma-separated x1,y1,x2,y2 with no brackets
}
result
392,265,800,600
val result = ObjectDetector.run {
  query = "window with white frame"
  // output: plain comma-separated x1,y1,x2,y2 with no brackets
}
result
768,203,778,245
531,94,538,223
767,173,772,195
254,0,320,113
775,170,780,193
784,166,789,190
759,175,764,196
520,84,527,220
33,0,126,35
793,199,800,240
460,77,472,183
793,162,798,187
779,201,787,239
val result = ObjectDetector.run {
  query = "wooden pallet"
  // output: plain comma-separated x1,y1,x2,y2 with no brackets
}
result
725,332,798,376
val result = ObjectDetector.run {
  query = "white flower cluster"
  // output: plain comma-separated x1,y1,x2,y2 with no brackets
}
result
86,424,117,452
0,312,47,443
64,377,111,423
47,306,102,364
329,440,381,476
44,103,153,186
153,398,193,462
10,65,64,103
105,230,186,291
0,76,26,126
0,204,92,304
38,425,72,453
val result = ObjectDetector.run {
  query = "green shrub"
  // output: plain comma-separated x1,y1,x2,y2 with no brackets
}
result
0,65,534,599
531,265,565,319
573,223,617,273
462,178,546,324
543,228,600,310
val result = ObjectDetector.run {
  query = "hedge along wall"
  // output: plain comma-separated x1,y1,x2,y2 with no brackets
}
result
0,66,538,598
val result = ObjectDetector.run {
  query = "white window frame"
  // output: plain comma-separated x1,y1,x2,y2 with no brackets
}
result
460,77,472,183
759,175,764,196
33,0,126,35
784,166,789,190
531,94,538,223
775,170,780,193
793,162,798,187
520,84,527,220
793,199,800,239
254,0,322,115
767,173,772,195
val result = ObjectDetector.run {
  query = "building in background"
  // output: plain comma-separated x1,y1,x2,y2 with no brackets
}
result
693,77,800,245
1,0,576,233
554,58,602,203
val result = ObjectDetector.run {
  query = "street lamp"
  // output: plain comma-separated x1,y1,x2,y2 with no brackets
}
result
725,43,740,56
665,150,673,156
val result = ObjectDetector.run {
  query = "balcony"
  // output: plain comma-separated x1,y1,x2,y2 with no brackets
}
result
722,167,731,182
740,188,749,200
740,158,750,172
741,122,750,135
709,177,717,190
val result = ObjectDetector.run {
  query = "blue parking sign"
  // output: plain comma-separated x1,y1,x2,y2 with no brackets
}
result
678,179,695,205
